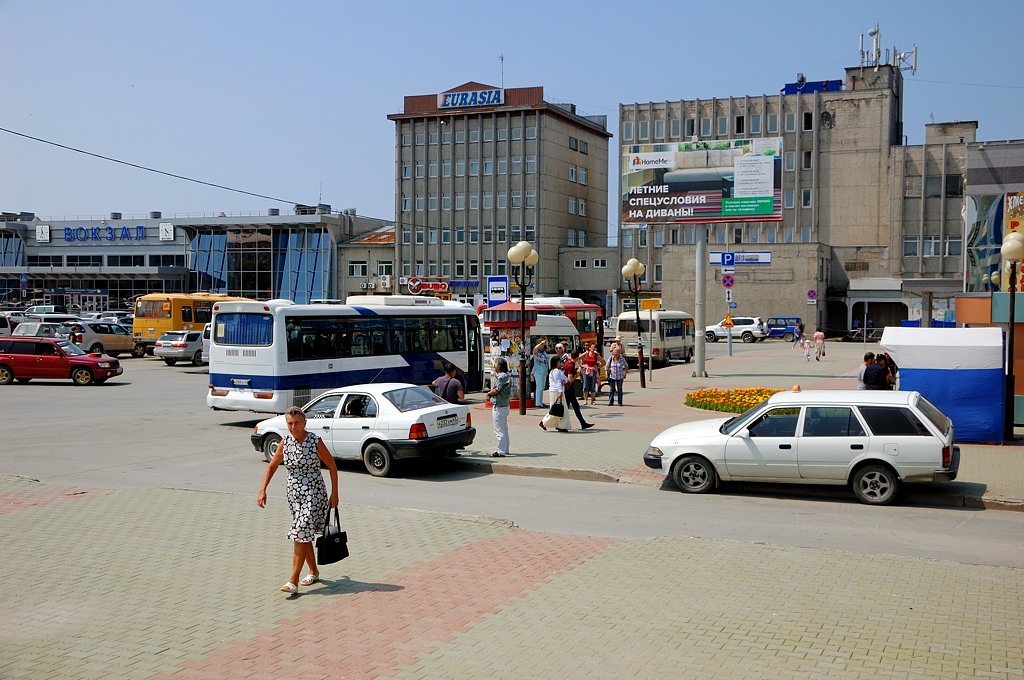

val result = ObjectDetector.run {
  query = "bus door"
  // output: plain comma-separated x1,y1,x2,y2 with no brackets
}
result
464,315,483,391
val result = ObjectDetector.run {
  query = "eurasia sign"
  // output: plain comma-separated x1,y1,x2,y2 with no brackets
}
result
438,89,503,109
621,137,783,224
405,277,449,295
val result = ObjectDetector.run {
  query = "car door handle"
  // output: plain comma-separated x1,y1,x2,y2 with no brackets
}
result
321,425,330,431
779,444,792,449
362,426,370,430
850,444,864,450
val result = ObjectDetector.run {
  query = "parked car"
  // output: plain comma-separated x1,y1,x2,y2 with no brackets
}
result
250,383,476,477
705,316,766,343
0,314,12,337
12,321,64,338
765,316,803,342
0,337,123,385
56,321,136,357
0,310,28,329
23,304,67,315
201,323,211,363
643,389,959,505
26,313,81,325
153,330,205,366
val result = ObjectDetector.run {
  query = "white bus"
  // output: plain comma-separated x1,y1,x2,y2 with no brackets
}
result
616,310,695,365
207,295,484,414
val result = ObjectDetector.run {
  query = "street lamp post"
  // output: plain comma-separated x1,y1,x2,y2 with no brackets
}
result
622,258,647,389
1001,232,1024,440
508,240,539,416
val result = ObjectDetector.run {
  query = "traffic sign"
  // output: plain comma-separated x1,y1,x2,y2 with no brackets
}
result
722,274,735,288
721,252,736,268
725,290,733,303
722,314,734,328
640,298,661,311
729,302,738,309
807,289,817,299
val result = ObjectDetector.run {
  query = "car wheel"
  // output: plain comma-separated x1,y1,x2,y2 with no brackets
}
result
363,442,393,477
705,331,717,342
71,367,95,386
0,365,12,385
145,346,154,356
89,343,103,354
672,454,716,494
852,464,900,505
163,358,177,366
16,377,30,384
741,331,755,343
191,350,204,366
262,433,282,463
783,332,794,343
132,344,146,358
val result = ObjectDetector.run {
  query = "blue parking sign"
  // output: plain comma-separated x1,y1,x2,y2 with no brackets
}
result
721,252,735,268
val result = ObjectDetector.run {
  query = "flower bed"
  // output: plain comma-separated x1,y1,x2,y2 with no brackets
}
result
684,387,784,414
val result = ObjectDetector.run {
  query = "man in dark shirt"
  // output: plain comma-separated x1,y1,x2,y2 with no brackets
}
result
432,362,465,403
862,355,888,390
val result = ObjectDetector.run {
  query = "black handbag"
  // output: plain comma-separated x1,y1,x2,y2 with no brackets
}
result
548,398,565,418
316,507,349,565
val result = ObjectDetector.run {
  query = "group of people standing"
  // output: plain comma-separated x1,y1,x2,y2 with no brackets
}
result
857,351,898,390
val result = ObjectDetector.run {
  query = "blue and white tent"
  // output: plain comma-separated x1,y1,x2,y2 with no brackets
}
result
880,326,1004,442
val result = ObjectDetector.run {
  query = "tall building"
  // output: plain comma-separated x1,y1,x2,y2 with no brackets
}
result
388,82,610,304
617,59,973,332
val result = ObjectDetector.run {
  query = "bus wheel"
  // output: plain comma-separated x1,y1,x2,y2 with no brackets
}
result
363,443,393,477
132,344,146,358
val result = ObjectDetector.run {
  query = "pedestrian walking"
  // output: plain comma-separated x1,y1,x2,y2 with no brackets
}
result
802,337,812,361
581,343,605,405
606,346,628,406
256,406,339,595
539,355,571,431
487,357,512,456
532,339,550,408
813,329,825,361
562,349,594,429
794,321,806,348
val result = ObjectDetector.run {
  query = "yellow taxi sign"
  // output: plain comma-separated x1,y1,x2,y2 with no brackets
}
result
722,314,734,328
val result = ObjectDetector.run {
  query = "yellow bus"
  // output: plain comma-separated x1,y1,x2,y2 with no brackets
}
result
131,293,249,357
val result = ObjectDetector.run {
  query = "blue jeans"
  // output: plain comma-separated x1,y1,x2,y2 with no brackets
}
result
607,378,624,405
533,370,548,406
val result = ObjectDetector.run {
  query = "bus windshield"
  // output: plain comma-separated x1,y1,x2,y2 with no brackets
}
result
215,313,274,346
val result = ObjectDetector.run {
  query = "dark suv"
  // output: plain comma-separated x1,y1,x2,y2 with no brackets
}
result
0,337,123,385
765,316,803,341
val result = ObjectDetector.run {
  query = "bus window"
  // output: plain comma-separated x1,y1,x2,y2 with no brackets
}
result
577,311,596,334
182,306,193,323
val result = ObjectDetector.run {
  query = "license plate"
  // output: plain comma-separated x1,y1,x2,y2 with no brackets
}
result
436,414,458,428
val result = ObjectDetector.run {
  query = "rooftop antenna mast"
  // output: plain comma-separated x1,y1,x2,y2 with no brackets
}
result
500,53,504,89
859,23,918,75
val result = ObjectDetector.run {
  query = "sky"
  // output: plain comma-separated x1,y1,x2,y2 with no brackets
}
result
2,0,1022,233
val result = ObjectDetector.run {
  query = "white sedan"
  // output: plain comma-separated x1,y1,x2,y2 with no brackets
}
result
643,389,959,505
251,383,475,477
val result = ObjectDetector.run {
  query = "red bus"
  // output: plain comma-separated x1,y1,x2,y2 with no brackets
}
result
477,296,604,349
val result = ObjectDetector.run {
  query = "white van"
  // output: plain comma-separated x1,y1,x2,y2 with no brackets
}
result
617,310,695,365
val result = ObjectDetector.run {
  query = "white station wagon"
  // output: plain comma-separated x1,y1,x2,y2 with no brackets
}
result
251,383,475,477
643,389,959,505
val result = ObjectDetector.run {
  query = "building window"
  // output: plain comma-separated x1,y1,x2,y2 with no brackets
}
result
483,192,493,209
685,119,695,137
904,175,922,198
569,136,577,150
623,230,633,248
801,189,812,208
67,255,102,266
442,159,451,177
415,194,424,211
415,161,424,178
402,262,412,276
733,227,743,244
429,132,438,145
803,112,813,131
784,113,796,132
483,260,493,276
568,230,577,247
484,159,493,175
470,194,479,210
526,155,536,173
456,227,465,244
670,118,681,138
748,226,760,243
945,175,964,197
683,226,695,245
442,262,451,277
578,199,586,216
442,228,451,244
456,260,467,277
415,228,425,244
442,194,451,210
784,151,795,171
568,164,577,182
636,230,645,248
802,150,812,170
511,157,521,174
496,261,507,275
498,128,508,142
923,236,940,257
415,261,424,276
654,227,664,247
700,117,712,136
497,225,506,241
415,133,425,145
512,127,522,141
456,194,466,211
497,192,507,209
470,160,479,176
568,197,577,215
483,226,492,242
765,225,778,243
579,140,587,154
526,126,537,139
378,261,393,276
654,264,663,282
429,160,438,178
469,129,479,143
401,162,411,179
402,196,412,212
946,236,962,256
511,225,522,242
468,261,478,277
670,227,680,245
574,259,587,269
654,119,665,139
593,259,607,268
783,226,794,243
455,130,465,143
470,225,479,244
429,229,438,244
401,134,412,146
402,229,411,245
497,158,507,175
784,190,795,209
442,131,452,144
578,231,586,247
511,191,521,209
767,114,779,133
525,225,536,242
622,121,633,141
638,120,649,140
428,194,438,211
456,160,465,177
734,115,745,135
578,167,587,185
717,116,728,136
525,190,536,208
750,114,761,134
801,226,812,242
483,129,493,142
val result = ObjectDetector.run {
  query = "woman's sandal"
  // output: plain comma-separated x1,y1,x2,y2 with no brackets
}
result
280,582,298,594
299,573,320,586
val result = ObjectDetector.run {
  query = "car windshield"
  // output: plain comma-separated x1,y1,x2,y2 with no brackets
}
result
721,397,776,435
57,340,86,356
383,386,447,412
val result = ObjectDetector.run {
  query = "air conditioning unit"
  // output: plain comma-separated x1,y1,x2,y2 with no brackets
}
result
398,276,408,285
367,283,375,289
379,274,392,290
359,283,368,289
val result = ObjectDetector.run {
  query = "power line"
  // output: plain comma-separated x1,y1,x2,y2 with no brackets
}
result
0,125,305,206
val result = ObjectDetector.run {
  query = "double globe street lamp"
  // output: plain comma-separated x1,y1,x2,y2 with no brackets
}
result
1001,231,1024,440
508,240,539,415
621,257,647,389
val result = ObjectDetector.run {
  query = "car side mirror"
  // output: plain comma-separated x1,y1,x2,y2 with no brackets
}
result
734,428,750,439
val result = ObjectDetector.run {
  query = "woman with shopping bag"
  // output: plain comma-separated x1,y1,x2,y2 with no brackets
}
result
539,355,572,432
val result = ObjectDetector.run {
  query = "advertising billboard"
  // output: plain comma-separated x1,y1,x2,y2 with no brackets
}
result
621,138,783,224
